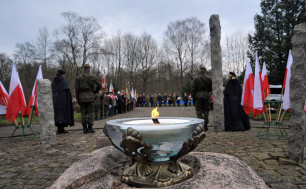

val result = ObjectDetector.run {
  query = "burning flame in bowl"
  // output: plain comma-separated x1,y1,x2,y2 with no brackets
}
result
151,107,159,118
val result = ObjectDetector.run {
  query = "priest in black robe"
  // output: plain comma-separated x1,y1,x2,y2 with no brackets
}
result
51,70,74,134
224,72,251,131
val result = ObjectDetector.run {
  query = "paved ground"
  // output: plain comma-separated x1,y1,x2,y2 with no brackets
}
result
0,106,305,189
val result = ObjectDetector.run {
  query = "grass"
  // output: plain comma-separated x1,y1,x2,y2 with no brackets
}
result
248,111,291,120
0,112,82,126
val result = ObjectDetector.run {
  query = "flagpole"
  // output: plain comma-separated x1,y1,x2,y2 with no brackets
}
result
267,89,271,122
262,90,268,123
276,88,284,122
280,109,286,122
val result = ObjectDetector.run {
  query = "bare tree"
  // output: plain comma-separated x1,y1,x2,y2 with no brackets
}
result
53,11,104,81
36,26,52,69
0,53,13,82
14,42,36,100
223,30,249,76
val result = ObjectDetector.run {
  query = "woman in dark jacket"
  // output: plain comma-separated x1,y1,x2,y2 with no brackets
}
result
51,70,74,134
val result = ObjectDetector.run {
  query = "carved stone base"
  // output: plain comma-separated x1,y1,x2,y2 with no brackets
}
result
122,161,193,188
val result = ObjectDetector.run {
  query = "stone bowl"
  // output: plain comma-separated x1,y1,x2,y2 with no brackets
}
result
104,117,204,162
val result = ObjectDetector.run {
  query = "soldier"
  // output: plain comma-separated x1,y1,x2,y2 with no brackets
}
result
75,64,102,134
191,66,212,131
99,89,106,119
93,91,101,120
103,90,109,118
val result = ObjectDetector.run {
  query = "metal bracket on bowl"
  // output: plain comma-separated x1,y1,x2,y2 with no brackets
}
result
118,127,195,188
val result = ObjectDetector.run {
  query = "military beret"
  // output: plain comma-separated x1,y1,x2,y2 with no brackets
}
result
84,64,91,68
200,66,206,70
229,72,236,77
57,70,66,74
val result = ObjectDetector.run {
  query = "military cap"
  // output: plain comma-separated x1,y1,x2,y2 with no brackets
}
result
229,72,236,77
200,65,206,70
57,70,66,74
83,64,91,68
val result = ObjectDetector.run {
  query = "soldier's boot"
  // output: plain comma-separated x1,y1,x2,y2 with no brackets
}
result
82,124,88,134
204,123,208,131
95,117,100,120
88,124,95,133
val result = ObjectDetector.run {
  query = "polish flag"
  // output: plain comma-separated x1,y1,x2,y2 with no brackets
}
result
27,65,43,116
0,81,9,115
5,63,26,122
109,80,114,93
261,62,271,98
283,51,293,111
253,54,264,117
102,74,106,89
105,83,108,92
304,101,306,115
241,60,254,114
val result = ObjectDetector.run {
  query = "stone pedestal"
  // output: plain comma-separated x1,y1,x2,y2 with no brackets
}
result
289,23,306,164
209,15,224,133
50,146,268,189
37,79,56,144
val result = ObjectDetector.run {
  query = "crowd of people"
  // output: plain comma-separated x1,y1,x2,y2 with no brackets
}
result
51,64,249,135
135,93,193,107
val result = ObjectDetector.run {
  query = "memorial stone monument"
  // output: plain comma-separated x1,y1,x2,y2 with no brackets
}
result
289,22,306,164
37,79,56,144
209,15,224,133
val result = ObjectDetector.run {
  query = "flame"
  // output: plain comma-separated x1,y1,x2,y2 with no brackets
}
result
151,107,159,118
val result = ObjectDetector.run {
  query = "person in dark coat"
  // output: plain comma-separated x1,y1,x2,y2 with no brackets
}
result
117,91,122,114
150,94,154,107
108,92,113,117
163,93,168,107
183,93,188,107
142,93,146,107
51,70,74,134
158,93,162,107
224,72,251,131
121,91,126,113
138,94,142,107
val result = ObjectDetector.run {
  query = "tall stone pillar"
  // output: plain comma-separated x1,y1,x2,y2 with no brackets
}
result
289,23,306,164
209,15,224,133
37,79,57,144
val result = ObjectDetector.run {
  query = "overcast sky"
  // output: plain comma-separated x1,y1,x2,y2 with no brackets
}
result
0,0,261,57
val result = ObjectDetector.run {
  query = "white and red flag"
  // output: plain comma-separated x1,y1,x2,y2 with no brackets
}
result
253,54,264,117
27,65,43,116
102,74,106,89
109,80,114,93
241,60,254,114
5,63,26,122
283,50,293,111
0,81,9,114
261,62,271,98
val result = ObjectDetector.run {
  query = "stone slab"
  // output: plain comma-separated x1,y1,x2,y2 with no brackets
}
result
95,135,112,149
50,146,268,189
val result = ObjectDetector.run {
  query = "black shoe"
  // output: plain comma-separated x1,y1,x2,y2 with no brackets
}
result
204,123,208,131
95,118,100,120
88,125,95,133
82,125,88,134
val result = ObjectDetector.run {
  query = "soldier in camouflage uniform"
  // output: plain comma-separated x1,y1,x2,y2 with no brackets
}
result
93,92,101,120
75,64,102,134
191,66,212,131
100,89,109,119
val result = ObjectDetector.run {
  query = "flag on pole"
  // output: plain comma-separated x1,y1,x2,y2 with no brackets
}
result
126,85,130,100
109,80,114,93
253,54,264,117
105,83,108,92
131,87,135,99
0,81,9,115
27,65,43,116
102,74,106,89
261,62,271,98
241,60,254,114
283,50,293,111
5,63,26,122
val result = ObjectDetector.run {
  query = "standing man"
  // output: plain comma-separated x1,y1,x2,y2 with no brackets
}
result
172,93,176,107
117,91,122,114
153,93,158,107
191,66,212,131
163,93,167,107
102,89,109,119
75,64,101,134
158,93,162,107
121,90,126,113
150,94,154,107
93,91,101,120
